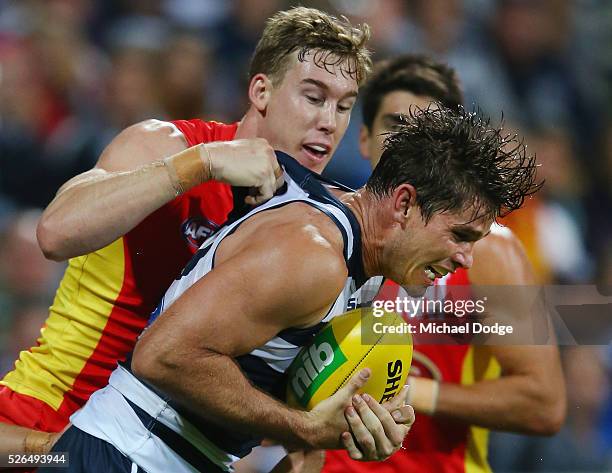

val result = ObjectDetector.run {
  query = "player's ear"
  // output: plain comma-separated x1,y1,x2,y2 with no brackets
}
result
392,184,417,223
359,126,372,162
248,73,272,112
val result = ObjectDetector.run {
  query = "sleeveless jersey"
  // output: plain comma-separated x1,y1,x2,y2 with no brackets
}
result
69,153,376,473
324,270,501,473
0,120,238,424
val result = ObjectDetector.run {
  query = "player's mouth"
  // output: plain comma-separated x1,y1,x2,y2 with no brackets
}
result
302,143,331,163
424,265,450,282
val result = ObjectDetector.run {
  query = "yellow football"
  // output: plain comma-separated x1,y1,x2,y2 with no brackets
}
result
286,308,412,410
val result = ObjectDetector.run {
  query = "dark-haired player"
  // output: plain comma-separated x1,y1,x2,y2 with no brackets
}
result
323,55,565,473
42,106,541,473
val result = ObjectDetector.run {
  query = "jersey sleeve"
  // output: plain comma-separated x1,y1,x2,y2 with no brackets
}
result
171,119,212,147
171,119,239,147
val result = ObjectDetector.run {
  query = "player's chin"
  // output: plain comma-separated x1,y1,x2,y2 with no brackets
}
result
402,283,428,297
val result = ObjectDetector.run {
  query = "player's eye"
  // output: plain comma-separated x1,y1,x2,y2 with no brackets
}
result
453,230,478,243
306,95,323,105
452,231,467,242
384,118,405,132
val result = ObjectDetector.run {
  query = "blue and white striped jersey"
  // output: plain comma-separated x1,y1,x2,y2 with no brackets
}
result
70,153,383,473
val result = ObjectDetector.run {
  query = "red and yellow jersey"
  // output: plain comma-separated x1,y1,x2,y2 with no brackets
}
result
1,119,238,425
324,271,501,473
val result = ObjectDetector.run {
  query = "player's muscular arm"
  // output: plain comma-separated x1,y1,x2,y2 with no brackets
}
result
37,120,189,260
132,210,359,450
37,120,281,261
415,231,566,434
433,345,565,434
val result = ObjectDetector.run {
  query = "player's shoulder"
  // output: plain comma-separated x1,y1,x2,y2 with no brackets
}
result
475,223,523,257
226,204,348,317
123,119,185,141
248,202,347,278
97,119,188,170
264,202,346,258
119,118,237,147
170,119,238,145
470,223,533,284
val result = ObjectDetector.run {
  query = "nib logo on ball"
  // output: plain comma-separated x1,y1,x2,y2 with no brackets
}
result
287,327,347,407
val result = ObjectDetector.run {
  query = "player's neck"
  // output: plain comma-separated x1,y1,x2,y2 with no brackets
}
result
342,190,386,279
234,109,259,139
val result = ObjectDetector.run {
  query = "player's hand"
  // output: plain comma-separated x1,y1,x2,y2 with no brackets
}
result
22,424,67,455
305,368,371,450
47,423,70,452
47,432,62,451
341,386,414,461
203,138,284,205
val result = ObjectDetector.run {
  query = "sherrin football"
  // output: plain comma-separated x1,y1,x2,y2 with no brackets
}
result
286,308,412,410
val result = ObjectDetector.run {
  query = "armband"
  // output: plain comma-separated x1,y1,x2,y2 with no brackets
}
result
163,144,212,195
406,376,440,415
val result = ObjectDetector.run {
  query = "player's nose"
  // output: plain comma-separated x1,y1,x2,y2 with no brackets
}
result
317,103,337,134
453,243,474,270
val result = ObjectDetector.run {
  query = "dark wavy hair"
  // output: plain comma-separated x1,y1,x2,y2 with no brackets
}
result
366,106,542,221
361,54,463,130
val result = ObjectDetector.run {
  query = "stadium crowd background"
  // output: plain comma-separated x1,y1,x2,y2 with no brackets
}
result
0,0,610,471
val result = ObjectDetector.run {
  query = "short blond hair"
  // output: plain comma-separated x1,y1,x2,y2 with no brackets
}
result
249,7,372,86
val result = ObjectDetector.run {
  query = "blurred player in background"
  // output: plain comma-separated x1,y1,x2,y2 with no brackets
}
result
0,6,383,459
323,55,566,473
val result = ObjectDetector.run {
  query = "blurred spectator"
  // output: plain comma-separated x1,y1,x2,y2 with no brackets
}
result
585,121,612,282
0,210,63,376
0,38,52,208
0,209,62,301
327,0,411,58
490,347,611,472
403,0,472,58
503,127,594,283
0,303,50,376
159,33,210,120
453,0,598,137
0,2,107,209
208,0,284,119
105,47,162,127
162,0,229,31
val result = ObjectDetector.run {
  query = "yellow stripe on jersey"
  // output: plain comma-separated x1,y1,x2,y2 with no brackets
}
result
1,238,125,409
461,346,502,473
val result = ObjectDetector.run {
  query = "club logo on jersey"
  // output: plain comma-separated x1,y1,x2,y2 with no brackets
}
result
181,217,220,248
